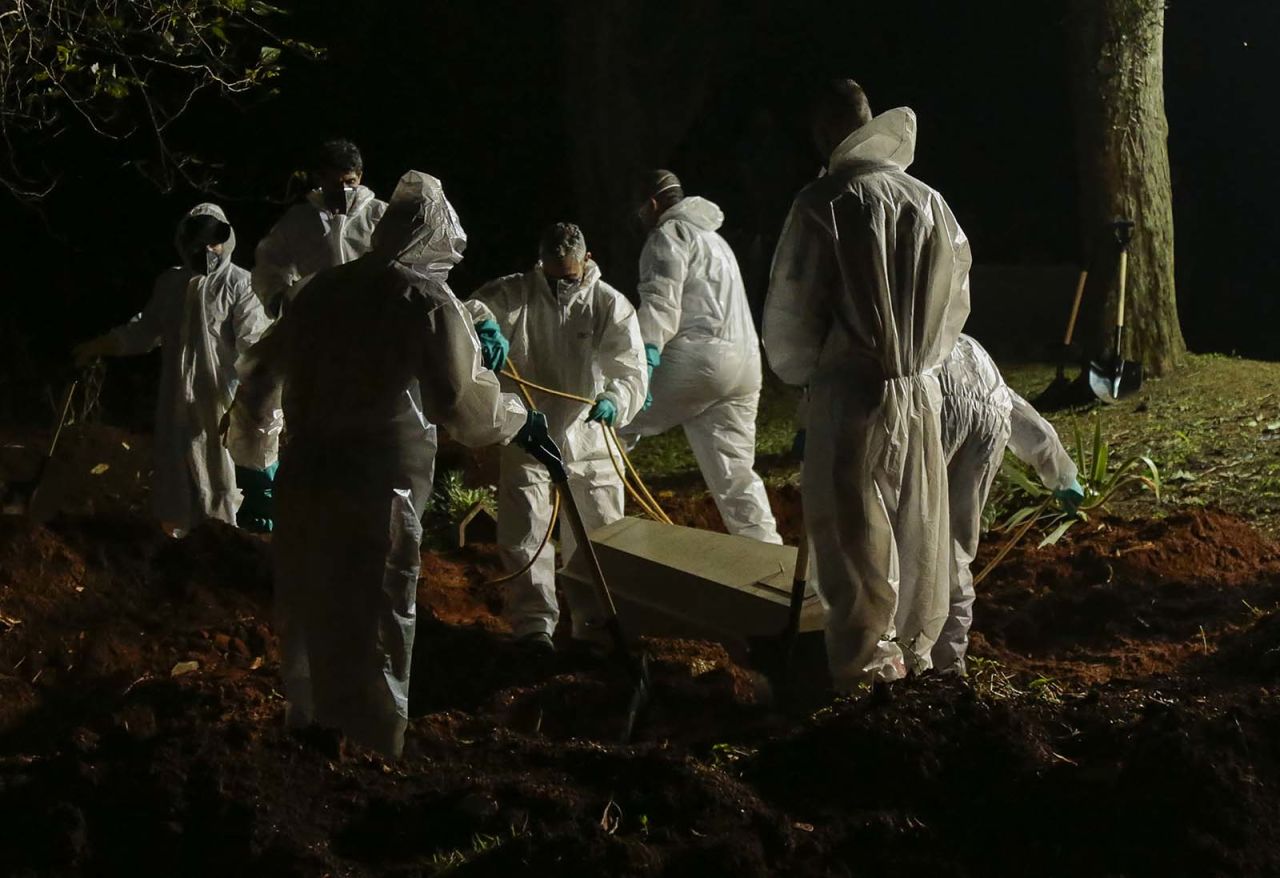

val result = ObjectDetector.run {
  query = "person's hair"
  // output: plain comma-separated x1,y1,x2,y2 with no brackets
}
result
314,138,364,174
811,79,873,131
638,169,683,212
539,222,587,264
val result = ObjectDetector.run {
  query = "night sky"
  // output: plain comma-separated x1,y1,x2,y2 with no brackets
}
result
2,0,1275,424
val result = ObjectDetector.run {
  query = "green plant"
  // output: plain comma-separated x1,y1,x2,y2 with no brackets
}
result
993,410,1161,547
428,827,526,875
432,470,497,524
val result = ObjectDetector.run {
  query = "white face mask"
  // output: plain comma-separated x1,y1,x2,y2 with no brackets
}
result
546,274,581,296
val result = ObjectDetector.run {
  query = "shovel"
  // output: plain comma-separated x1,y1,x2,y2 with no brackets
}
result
2,379,78,518
747,433,817,694
1031,267,1092,410
523,432,652,742
1088,221,1143,403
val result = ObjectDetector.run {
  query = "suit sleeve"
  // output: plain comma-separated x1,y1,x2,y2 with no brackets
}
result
252,211,300,312
108,274,176,356
1007,390,1078,491
418,292,527,448
595,288,649,426
763,197,837,386
230,276,273,357
227,316,288,470
935,194,973,355
635,225,689,351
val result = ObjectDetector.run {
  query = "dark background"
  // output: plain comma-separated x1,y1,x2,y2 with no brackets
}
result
1,0,1274,425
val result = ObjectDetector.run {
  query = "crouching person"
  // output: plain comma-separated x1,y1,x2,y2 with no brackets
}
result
933,334,1083,675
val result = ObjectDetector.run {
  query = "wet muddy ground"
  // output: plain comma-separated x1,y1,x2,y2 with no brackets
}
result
2,428,1280,876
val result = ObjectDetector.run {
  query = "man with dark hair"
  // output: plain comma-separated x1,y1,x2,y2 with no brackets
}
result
624,169,781,545
253,138,387,316
464,223,647,653
764,79,973,692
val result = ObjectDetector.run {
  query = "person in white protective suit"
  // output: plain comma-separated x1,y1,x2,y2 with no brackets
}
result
73,204,272,537
764,80,972,690
252,138,387,317
228,171,537,757
622,170,781,545
933,334,1083,674
464,223,648,653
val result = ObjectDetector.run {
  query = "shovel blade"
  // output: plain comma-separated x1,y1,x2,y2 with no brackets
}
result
620,651,652,744
1088,359,1143,404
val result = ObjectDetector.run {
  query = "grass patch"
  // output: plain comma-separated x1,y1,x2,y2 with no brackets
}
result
628,353,1280,535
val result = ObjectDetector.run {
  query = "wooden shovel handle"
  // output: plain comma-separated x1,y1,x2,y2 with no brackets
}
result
1063,270,1089,345
1115,249,1128,330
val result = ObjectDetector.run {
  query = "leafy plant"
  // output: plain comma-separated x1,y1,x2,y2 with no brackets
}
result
993,410,1161,547
432,470,497,525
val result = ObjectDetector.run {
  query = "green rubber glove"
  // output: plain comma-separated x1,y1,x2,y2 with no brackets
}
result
235,461,278,533
474,320,509,373
1053,478,1085,514
586,396,618,426
643,344,661,410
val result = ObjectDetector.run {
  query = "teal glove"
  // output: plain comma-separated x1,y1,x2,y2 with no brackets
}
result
643,344,661,410
474,320,509,372
515,410,550,454
1053,478,1085,514
235,462,278,533
586,396,618,426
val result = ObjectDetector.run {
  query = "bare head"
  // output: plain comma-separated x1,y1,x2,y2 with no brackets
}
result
312,138,364,199
539,222,589,283
810,79,873,160
634,169,683,231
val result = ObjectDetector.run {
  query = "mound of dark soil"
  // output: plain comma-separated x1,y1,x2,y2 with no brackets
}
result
975,509,1280,666
3,494,1280,876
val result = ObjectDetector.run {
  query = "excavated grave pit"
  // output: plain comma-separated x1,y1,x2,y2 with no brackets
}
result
1,433,1279,875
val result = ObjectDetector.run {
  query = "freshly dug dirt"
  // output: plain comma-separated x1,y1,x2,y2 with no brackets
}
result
973,509,1280,684
2,434,1280,876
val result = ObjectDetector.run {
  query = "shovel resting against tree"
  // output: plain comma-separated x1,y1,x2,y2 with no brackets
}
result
1088,220,1144,403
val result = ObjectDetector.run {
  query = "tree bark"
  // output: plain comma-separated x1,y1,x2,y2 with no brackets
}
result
1069,0,1185,375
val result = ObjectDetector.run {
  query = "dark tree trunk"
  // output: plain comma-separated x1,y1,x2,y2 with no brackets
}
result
561,1,747,296
1069,0,1185,375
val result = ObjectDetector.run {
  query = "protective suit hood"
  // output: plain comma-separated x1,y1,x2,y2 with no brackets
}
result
176,203,236,275
827,107,917,174
370,171,467,274
657,196,724,233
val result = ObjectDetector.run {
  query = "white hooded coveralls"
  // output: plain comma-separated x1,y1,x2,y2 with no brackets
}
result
252,185,387,314
465,263,647,640
108,203,271,533
764,108,972,688
230,172,526,757
933,334,1079,673
623,196,781,545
